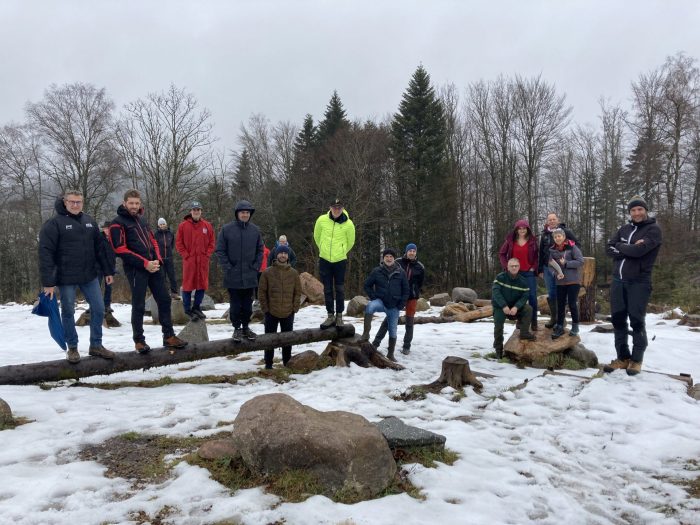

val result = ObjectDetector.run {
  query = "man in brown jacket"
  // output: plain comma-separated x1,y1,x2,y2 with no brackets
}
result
258,244,302,369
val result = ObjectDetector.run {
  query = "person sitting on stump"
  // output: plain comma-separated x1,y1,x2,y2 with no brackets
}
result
492,258,536,359
361,248,409,362
258,245,302,369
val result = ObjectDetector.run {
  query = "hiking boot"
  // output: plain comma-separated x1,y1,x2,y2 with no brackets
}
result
603,358,630,373
242,326,257,341
170,292,181,300
163,335,187,349
192,306,206,320
520,331,536,341
545,298,557,329
232,328,243,342
335,313,344,327
88,345,115,360
626,360,642,376
551,324,565,339
135,341,151,354
569,323,580,336
320,313,336,329
66,347,80,363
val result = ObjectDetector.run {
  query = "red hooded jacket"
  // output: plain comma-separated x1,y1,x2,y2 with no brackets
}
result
176,215,215,290
498,219,539,271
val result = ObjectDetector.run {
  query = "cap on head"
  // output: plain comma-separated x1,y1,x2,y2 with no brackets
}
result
158,218,167,226
330,198,343,208
382,247,397,258
627,195,648,212
405,243,417,253
190,201,202,210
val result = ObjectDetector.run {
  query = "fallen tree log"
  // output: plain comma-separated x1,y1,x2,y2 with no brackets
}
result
322,339,405,370
399,306,493,325
0,326,355,385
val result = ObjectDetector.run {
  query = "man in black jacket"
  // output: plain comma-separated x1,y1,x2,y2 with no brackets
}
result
39,190,115,363
372,243,425,355
215,200,264,342
155,217,179,300
360,248,409,362
604,196,662,376
110,189,187,354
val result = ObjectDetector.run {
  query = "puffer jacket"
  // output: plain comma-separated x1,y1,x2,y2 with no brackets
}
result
155,228,175,259
314,209,355,263
548,240,584,285
39,198,110,286
109,204,162,270
268,242,297,268
364,263,409,310
491,271,529,310
258,261,302,318
215,200,264,289
606,217,662,282
498,219,538,271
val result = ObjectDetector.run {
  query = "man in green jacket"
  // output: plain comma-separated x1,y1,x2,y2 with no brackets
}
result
313,198,356,329
259,245,302,369
492,258,536,358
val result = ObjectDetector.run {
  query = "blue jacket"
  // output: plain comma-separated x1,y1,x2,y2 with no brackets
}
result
364,263,409,310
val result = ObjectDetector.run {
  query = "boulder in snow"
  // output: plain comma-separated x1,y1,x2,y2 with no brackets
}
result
451,287,478,304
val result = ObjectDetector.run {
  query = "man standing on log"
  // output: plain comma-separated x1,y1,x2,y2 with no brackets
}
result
155,218,180,301
604,196,662,376
492,258,536,359
372,243,425,355
39,189,115,363
361,248,409,362
110,189,188,354
259,245,302,369
176,201,215,320
216,200,264,342
314,198,355,329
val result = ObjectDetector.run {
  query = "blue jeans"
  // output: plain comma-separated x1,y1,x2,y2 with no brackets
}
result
182,289,205,313
519,271,538,317
365,299,400,338
543,268,557,300
58,278,104,347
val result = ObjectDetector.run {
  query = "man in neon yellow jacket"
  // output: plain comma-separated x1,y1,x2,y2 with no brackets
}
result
314,198,356,328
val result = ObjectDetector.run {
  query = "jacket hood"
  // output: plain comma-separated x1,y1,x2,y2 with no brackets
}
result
512,219,534,239
54,197,81,218
328,209,350,223
234,200,256,219
117,203,143,218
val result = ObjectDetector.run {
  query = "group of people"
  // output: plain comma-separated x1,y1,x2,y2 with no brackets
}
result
39,189,661,376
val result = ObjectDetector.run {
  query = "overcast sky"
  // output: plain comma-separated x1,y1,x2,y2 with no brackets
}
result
1,0,699,149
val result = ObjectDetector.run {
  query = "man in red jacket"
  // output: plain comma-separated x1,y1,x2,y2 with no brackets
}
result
176,201,215,320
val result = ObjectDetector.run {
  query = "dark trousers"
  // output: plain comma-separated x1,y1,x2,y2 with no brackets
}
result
264,312,294,368
99,275,112,308
182,289,205,313
162,258,178,293
611,278,651,363
493,303,532,350
319,258,347,314
228,287,255,328
556,284,581,325
125,266,174,343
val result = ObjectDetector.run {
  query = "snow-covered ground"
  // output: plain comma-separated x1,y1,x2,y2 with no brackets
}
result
0,301,699,525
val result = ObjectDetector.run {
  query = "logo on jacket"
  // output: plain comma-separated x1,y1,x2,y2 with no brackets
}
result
65,225,72,230
86,223,93,228
203,228,208,234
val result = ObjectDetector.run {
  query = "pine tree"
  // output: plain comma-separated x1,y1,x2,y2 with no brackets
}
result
233,148,252,200
317,91,349,142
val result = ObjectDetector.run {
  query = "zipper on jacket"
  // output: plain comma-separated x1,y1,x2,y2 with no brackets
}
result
618,225,637,280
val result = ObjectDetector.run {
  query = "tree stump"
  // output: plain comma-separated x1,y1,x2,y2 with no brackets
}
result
579,257,596,322
436,356,483,390
321,339,404,370
76,310,122,328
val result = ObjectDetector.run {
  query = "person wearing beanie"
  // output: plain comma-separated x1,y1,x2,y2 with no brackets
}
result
215,200,264,342
314,198,356,329
361,248,409,362
372,242,425,355
267,234,297,268
604,195,662,376
538,212,579,330
258,243,301,369
155,218,180,301
498,219,539,332
177,202,215,320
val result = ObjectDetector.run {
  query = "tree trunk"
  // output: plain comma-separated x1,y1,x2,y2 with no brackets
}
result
579,257,596,323
0,326,355,385
434,356,483,391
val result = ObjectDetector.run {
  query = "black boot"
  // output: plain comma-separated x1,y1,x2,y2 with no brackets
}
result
387,337,397,362
519,306,535,340
551,324,565,339
372,318,388,348
361,313,373,341
531,310,538,331
282,347,291,367
545,298,557,329
264,348,274,369
494,345,503,359
401,317,414,354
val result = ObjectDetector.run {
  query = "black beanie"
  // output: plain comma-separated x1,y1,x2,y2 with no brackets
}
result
382,248,397,258
627,195,648,212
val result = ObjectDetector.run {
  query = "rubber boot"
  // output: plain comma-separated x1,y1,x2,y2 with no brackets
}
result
569,323,579,336
494,345,503,359
360,313,373,341
545,298,557,329
264,349,274,369
387,337,397,362
282,347,291,367
401,317,414,354
531,310,538,331
372,318,388,348
519,307,535,340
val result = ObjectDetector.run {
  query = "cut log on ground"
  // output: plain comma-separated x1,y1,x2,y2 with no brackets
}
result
398,357,483,401
0,326,355,386
322,338,405,370
399,306,493,325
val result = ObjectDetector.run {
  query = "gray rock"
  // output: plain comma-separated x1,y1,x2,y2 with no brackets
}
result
286,350,321,371
565,343,599,368
232,393,396,498
429,293,450,307
199,294,216,311
591,323,615,334
177,318,209,343
689,385,700,401
0,398,12,428
374,416,446,449
346,295,369,317
416,298,430,312
147,295,191,325
451,287,477,304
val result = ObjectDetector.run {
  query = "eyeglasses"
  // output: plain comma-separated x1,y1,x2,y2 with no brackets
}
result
65,200,83,206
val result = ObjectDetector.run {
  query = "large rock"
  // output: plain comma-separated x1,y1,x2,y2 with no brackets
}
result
177,318,209,343
346,295,369,317
591,324,614,334
232,393,396,498
286,350,321,371
565,343,599,368
416,298,430,312
0,398,12,428
299,272,325,305
451,287,478,304
147,296,191,325
374,417,446,449
538,295,550,314
504,329,581,363
430,293,450,307
199,294,216,311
